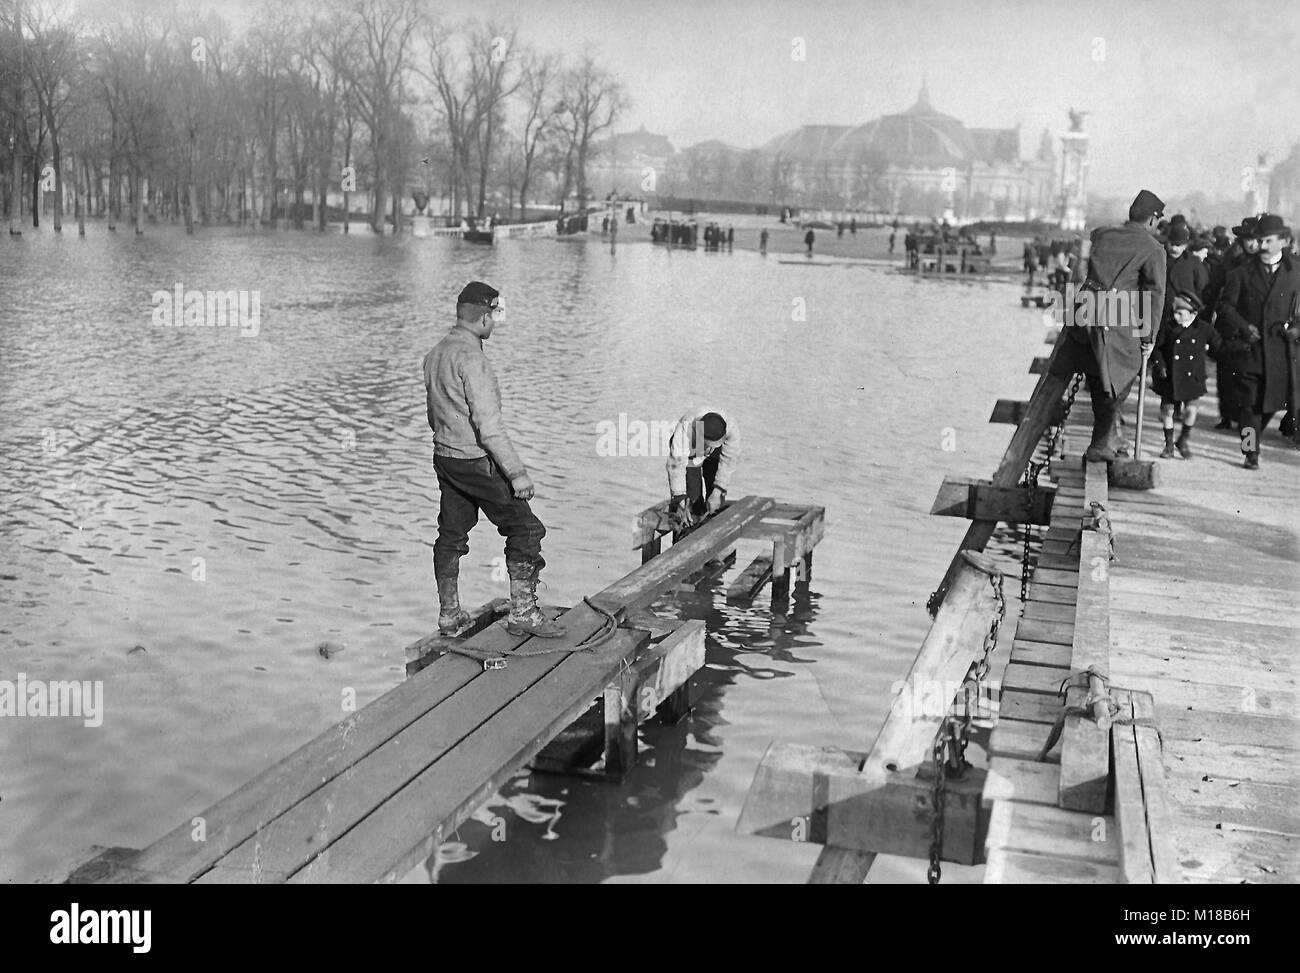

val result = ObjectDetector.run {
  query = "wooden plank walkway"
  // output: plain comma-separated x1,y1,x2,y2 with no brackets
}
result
65,496,825,884
985,338,1300,883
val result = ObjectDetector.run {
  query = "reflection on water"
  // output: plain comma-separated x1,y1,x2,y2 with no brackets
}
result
0,225,1047,883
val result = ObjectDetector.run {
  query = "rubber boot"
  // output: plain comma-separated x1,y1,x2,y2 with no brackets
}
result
1159,427,1176,458
437,575,472,636
1084,396,1119,462
507,573,567,638
1244,451,1260,470
1175,422,1193,459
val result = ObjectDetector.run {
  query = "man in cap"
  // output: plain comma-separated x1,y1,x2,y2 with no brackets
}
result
423,281,565,637
1049,188,1167,461
1215,214,1300,468
666,409,739,527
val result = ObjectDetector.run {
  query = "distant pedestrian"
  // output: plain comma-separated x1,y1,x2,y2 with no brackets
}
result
804,227,815,256
889,230,896,254
837,221,844,238
851,216,857,235
760,227,769,255
727,225,734,251
989,232,997,255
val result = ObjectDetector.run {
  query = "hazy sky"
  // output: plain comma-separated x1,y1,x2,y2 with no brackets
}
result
110,0,1300,200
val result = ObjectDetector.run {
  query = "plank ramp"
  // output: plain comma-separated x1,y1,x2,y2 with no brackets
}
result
70,496,819,884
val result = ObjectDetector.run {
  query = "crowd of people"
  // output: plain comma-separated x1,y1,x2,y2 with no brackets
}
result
1043,191,1299,469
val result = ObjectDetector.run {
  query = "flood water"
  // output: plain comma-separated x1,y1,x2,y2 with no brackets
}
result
0,224,1047,883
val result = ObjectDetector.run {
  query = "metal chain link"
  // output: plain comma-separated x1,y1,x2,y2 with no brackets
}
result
927,723,950,884
928,568,1002,884
1017,373,1083,611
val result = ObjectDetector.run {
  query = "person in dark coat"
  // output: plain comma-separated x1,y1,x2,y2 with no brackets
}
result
1207,216,1261,428
1163,223,1210,326
1214,214,1300,469
1151,293,1220,458
804,227,815,256
1049,189,1167,461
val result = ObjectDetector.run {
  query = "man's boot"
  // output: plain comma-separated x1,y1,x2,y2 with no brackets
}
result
1244,451,1260,470
1085,395,1119,462
437,575,472,636
1159,427,1176,458
507,572,567,638
1175,421,1194,459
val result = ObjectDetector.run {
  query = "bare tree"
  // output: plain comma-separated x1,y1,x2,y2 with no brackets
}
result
554,52,627,208
515,47,559,220
344,0,419,233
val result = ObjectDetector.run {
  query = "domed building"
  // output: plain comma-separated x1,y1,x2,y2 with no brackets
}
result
674,83,1068,222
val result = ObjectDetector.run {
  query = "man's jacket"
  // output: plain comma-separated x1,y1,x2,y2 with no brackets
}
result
423,326,526,478
665,407,739,496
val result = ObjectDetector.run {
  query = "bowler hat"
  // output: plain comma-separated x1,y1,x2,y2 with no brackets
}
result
1129,189,1165,222
1231,216,1258,237
1252,213,1291,239
1167,223,1190,244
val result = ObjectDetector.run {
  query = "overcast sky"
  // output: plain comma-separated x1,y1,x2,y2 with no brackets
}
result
118,0,1300,200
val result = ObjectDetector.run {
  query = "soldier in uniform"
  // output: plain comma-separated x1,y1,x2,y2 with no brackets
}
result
1049,189,1167,461
1214,214,1300,469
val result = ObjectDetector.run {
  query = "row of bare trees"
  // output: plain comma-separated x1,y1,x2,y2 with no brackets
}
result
0,0,628,234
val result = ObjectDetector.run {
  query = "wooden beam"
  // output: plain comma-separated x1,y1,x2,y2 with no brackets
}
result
1029,356,1050,374
125,617,544,882
283,617,653,883
595,496,774,615
727,554,773,604
990,398,1028,425
808,848,876,884
929,475,1055,524
1060,461,1113,813
864,551,1004,777
1111,690,1181,883
631,500,673,549
735,742,987,864
929,329,1069,610
404,599,510,675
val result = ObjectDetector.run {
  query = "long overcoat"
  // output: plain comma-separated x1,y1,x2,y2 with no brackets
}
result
1215,253,1300,416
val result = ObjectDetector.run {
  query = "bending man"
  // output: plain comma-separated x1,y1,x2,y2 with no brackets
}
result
666,408,739,526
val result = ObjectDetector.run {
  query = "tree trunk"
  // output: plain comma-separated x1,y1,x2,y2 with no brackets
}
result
134,170,144,235
7,139,21,235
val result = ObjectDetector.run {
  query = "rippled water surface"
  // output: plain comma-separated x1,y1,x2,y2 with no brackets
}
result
0,225,1047,883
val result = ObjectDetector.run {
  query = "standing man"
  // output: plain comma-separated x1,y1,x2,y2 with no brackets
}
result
666,409,739,527
804,226,815,256
423,281,565,638
1048,189,1167,461
760,227,769,255
1215,214,1300,469
1207,216,1261,428
1163,222,1210,330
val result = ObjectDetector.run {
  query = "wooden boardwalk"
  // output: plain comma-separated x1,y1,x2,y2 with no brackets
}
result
65,496,824,884
739,315,1299,884
985,336,1299,884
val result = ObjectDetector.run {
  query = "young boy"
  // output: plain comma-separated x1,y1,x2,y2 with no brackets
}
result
1150,292,1220,459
